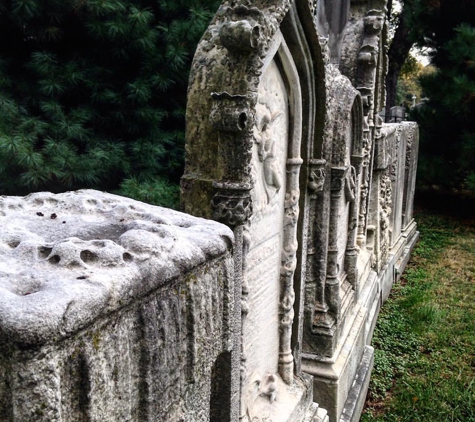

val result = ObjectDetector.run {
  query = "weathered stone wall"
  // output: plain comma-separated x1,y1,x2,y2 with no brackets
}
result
0,190,236,422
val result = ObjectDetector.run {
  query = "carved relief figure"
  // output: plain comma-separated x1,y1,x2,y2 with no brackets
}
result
254,109,284,203
251,61,288,217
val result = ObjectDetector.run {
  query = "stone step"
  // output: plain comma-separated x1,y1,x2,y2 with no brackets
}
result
304,403,329,422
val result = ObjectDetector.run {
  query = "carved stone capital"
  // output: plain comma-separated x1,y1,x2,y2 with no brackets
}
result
331,165,356,202
331,166,348,192
211,182,252,227
357,87,373,116
308,159,327,194
351,154,364,168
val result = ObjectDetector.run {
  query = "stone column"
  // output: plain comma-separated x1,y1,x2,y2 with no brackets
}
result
345,155,363,298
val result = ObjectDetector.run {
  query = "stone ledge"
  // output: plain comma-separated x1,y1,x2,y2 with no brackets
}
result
339,345,374,422
0,190,234,347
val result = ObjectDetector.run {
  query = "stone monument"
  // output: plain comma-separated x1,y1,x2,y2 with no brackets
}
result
182,0,419,421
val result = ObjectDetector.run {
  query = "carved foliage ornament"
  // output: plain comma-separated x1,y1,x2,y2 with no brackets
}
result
379,173,392,263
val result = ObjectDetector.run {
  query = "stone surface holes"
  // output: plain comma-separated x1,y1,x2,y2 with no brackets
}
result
239,112,248,130
49,255,61,264
8,240,20,248
80,250,98,264
38,246,53,259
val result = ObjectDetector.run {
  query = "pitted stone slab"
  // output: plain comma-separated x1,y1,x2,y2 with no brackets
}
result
0,190,233,346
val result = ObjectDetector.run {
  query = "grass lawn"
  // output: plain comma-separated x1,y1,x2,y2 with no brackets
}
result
362,194,475,421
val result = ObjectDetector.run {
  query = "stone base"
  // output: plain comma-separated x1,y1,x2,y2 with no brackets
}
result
301,303,368,422
339,346,374,422
395,220,419,283
304,402,330,422
302,225,420,422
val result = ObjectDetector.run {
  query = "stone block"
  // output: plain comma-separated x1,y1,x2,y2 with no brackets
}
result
339,346,374,422
0,190,236,422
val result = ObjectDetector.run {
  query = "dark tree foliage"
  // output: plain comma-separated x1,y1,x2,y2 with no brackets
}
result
411,0,475,190
384,0,436,117
0,0,220,207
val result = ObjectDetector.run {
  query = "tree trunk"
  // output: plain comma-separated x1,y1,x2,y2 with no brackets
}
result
385,9,414,121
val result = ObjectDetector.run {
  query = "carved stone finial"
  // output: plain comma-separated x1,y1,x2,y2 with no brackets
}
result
219,20,261,53
363,10,385,36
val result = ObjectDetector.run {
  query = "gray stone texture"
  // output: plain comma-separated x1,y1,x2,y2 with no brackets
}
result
0,190,236,421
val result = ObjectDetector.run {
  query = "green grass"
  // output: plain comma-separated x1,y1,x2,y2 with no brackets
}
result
362,209,475,422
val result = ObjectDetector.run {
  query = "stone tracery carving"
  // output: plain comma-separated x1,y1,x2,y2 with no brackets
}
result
212,182,253,228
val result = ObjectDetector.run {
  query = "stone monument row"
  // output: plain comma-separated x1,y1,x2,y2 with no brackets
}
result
181,0,419,420
0,0,419,421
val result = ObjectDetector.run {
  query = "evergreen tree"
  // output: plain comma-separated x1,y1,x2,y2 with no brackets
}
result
410,0,475,190
0,0,220,207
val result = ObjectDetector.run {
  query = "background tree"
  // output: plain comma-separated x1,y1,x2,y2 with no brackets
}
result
385,0,475,190
396,56,423,108
415,23,475,189
0,0,220,207
384,0,437,118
